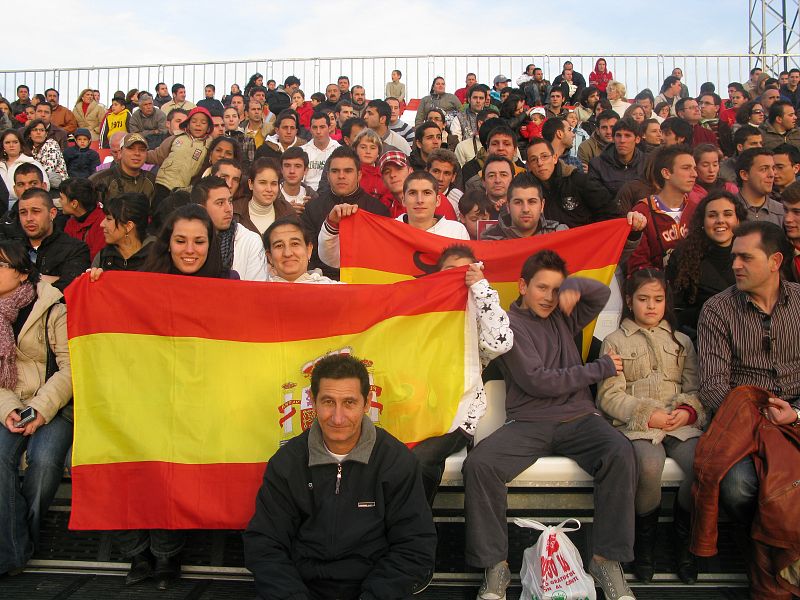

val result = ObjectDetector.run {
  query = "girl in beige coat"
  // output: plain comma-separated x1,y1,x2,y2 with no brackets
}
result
73,88,106,141
0,241,71,576
597,268,705,586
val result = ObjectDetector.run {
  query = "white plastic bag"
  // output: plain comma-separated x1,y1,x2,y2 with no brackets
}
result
514,518,596,600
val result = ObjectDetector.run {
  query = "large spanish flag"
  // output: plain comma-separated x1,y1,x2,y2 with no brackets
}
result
66,270,477,530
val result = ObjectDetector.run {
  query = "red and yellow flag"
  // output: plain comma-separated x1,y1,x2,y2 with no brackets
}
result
66,270,476,530
340,212,630,354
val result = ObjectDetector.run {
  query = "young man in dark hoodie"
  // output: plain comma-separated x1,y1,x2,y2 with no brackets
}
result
463,249,637,600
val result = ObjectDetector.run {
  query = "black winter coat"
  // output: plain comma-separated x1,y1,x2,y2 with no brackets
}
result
27,230,90,292
532,161,621,229
300,187,389,279
587,144,646,199
64,146,101,179
243,419,436,600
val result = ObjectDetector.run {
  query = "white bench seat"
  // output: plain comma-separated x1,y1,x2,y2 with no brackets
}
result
439,380,686,488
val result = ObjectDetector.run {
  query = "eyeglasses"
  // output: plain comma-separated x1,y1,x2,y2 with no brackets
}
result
528,153,553,164
0,262,13,269
752,109,764,114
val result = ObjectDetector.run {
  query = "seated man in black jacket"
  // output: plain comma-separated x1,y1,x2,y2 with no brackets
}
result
244,353,436,600
17,188,90,291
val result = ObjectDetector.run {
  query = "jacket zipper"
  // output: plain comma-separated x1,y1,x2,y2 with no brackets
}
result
335,463,342,494
761,479,800,504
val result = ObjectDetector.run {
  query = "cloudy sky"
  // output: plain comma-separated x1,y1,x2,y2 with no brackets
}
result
1,1,758,101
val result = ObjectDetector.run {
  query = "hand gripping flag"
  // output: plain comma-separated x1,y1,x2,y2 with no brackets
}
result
66,270,477,530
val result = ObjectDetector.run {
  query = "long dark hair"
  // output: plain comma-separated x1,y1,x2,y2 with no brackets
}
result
103,193,150,245
60,178,100,212
622,268,683,352
142,204,223,277
672,191,747,302
190,135,243,185
0,240,40,284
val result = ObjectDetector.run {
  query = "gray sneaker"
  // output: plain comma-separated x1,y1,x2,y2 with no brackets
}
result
588,558,636,600
477,560,511,600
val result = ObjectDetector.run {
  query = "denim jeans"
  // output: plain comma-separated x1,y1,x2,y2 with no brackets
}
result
0,413,73,573
719,456,758,524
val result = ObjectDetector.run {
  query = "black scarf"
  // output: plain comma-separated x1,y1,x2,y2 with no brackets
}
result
218,220,237,270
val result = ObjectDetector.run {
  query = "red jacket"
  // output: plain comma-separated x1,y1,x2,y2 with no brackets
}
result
691,386,800,598
359,164,388,200
64,205,106,261
692,124,719,148
589,61,613,93
627,195,698,274
296,102,314,129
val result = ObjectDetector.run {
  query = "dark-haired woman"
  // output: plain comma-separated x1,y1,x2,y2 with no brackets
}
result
89,203,234,589
597,268,704,585
415,77,461,126
91,193,153,271
24,119,67,190
0,240,71,577
60,178,106,260
666,190,746,340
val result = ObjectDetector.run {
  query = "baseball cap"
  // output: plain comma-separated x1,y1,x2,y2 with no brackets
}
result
378,151,408,171
122,133,148,148
529,107,546,118
493,75,511,86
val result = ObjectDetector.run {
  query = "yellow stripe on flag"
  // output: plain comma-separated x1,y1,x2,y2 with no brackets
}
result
71,312,465,466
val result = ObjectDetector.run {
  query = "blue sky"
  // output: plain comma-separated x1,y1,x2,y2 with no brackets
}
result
7,1,749,69
1,2,755,102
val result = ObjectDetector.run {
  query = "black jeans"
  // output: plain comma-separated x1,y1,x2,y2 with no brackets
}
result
115,529,186,560
463,413,637,567
411,429,470,505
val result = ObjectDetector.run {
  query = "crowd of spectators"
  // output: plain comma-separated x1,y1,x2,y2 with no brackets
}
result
0,59,799,599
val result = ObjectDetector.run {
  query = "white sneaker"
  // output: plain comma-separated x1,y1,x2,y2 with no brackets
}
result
588,558,636,600
477,560,511,600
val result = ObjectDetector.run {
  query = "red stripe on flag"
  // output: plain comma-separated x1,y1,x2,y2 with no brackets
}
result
69,462,267,530
65,268,467,341
340,212,630,280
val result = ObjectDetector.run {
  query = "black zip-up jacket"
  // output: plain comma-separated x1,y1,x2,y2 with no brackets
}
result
531,161,621,229
27,230,90,292
300,187,389,280
91,237,155,271
243,417,436,600
587,144,646,199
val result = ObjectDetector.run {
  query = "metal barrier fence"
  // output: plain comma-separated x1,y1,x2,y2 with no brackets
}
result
2,53,797,107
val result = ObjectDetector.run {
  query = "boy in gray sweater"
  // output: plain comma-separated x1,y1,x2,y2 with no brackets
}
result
463,249,638,600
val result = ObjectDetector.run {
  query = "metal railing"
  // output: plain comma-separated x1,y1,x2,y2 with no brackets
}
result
2,53,796,107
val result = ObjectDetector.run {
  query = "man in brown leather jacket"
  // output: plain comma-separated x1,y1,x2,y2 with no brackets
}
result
696,220,800,598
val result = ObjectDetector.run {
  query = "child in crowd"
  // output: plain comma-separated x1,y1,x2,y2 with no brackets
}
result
597,268,704,586
63,129,100,178
457,189,491,240
352,129,386,200
100,97,131,149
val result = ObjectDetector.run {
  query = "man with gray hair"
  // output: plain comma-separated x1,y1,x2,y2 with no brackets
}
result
128,93,169,149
